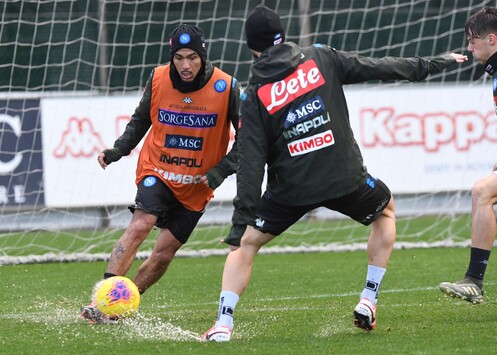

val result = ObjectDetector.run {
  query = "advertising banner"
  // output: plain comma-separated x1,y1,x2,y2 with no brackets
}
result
0,99,44,207
39,84,494,207
41,96,140,207
40,95,237,207
346,84,494,192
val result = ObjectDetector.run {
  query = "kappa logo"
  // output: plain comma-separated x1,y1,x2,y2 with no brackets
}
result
258,60,325,114
53,117,106,158
255,218,265,228
182,97,193,104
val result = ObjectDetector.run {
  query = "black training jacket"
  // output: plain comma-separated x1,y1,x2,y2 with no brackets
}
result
226,41,457,245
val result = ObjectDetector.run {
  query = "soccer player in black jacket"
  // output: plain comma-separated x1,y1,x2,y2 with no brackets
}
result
439,7,497,304
203,5,468,341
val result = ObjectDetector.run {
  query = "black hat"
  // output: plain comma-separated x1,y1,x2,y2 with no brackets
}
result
169,24,207,63
245,5,285,52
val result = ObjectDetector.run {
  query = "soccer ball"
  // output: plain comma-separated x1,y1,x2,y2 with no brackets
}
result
94,276,140,317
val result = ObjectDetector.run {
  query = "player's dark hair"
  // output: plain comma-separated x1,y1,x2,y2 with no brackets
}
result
465,7,497,37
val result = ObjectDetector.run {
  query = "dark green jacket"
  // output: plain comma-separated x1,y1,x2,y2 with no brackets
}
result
483,51,497,114
227,41,457,245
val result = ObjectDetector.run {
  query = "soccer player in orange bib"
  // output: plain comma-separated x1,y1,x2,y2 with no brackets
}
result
81,24,240,323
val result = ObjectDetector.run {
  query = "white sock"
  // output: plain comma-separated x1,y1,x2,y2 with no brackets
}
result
360,265,386,306
216,290,239,329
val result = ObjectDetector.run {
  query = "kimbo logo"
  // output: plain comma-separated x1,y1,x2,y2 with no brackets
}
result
287,130,335,156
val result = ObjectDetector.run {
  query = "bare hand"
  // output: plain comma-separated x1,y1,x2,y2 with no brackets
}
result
97,152,108,170
200,175,210,187
449,53,468,63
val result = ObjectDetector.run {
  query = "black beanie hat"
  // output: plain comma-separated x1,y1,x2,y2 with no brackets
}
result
245,5,285,52
169,24,207,63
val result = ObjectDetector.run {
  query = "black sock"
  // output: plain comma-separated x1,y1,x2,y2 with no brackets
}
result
465,247,491,284
103,272,117,279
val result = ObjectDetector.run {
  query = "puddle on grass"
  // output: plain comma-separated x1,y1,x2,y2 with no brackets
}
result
3,298,201,342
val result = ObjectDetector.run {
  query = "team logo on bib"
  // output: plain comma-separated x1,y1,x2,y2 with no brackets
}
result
143,176,157,187
214,79,227,93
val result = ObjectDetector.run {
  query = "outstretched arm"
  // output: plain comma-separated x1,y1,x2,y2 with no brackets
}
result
450,53,469,63
331,47,468,84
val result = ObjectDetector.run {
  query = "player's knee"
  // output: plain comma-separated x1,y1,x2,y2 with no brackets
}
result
240,228,270,250
128,218,154,239
471,178,494,203
150,248,176,267
381,197,396,220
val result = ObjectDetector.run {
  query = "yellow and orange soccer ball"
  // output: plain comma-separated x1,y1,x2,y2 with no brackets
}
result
93,276,140,317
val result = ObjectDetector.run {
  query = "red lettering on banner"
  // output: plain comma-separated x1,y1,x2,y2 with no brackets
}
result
258,60,325,114
287,130,335,156
360,107,497,152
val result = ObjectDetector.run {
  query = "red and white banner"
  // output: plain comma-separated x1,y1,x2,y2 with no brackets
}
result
39,84,493,207
41,96,140,207
346,84,494,193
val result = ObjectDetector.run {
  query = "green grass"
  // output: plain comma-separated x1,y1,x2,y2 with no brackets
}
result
1,246,495,354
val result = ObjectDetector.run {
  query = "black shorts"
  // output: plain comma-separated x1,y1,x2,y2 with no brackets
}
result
254,174,391,236
128,176,203,244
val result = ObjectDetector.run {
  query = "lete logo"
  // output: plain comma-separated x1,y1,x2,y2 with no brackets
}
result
258,59,325,114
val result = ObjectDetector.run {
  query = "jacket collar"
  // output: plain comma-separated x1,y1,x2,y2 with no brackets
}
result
484,52,497,75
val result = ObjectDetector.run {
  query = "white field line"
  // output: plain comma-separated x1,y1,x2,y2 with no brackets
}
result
151,281,497,310
0,240,473,265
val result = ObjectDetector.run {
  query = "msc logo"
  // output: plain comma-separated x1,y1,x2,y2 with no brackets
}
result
165,134,203,151
284,96,325,128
